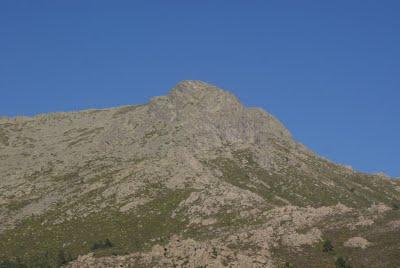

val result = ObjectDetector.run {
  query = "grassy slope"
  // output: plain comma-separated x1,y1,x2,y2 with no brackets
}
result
0,190,191,267
208,149,400,208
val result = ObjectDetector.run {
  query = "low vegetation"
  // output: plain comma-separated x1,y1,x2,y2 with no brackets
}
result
0,189,191,266
208,149,399,208
322,239,334,252
0,129,9,146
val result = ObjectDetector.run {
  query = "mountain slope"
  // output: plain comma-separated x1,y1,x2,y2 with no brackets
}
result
0,81,399,267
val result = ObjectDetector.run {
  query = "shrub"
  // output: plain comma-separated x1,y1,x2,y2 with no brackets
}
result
335,256,351,268
0,258,50,268
211,247,218,258
56,250,68,266
322,239,334,252
0,260,23,268
284,262,294,268
90,239,114,250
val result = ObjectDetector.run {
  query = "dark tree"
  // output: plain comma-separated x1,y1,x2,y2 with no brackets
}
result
105,238,113,248
322,239,334,252
91,239,114,250
56,249,67,266
335,256,351,268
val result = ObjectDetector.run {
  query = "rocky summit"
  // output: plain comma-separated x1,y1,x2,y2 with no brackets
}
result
0,81,399,268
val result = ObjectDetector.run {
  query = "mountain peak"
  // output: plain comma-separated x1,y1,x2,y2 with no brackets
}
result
174,80,212,89
167,80,242,110
170,80,227,98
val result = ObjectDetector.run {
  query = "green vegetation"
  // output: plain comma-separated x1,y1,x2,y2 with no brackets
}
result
6,199,32,211
335,257,351,268
207,149,400,208
0,260,25,268
56,250,72,267
206,150,296,206
0,252,70,268
277,262,295,268
0,189,191,267
91,239,113,250
322,239,334,252
0,129,9,146
273,209,400,268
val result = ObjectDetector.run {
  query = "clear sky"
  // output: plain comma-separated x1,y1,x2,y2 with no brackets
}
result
0,1,399,176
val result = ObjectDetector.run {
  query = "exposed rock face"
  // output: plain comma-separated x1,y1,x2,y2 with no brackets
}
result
0,80,399,267
344,237,371,249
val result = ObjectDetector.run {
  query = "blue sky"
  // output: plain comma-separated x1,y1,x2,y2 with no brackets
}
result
0,1,399,176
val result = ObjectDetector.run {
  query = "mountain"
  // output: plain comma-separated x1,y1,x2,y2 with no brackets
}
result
0,81,399,268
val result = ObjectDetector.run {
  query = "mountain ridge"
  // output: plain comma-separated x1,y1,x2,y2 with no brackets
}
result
0,81,399,267
1,80,393,179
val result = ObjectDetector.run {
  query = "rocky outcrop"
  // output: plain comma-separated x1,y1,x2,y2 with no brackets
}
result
344,237,371,249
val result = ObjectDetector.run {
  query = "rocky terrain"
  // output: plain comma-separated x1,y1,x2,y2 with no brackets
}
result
0,80,399,267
